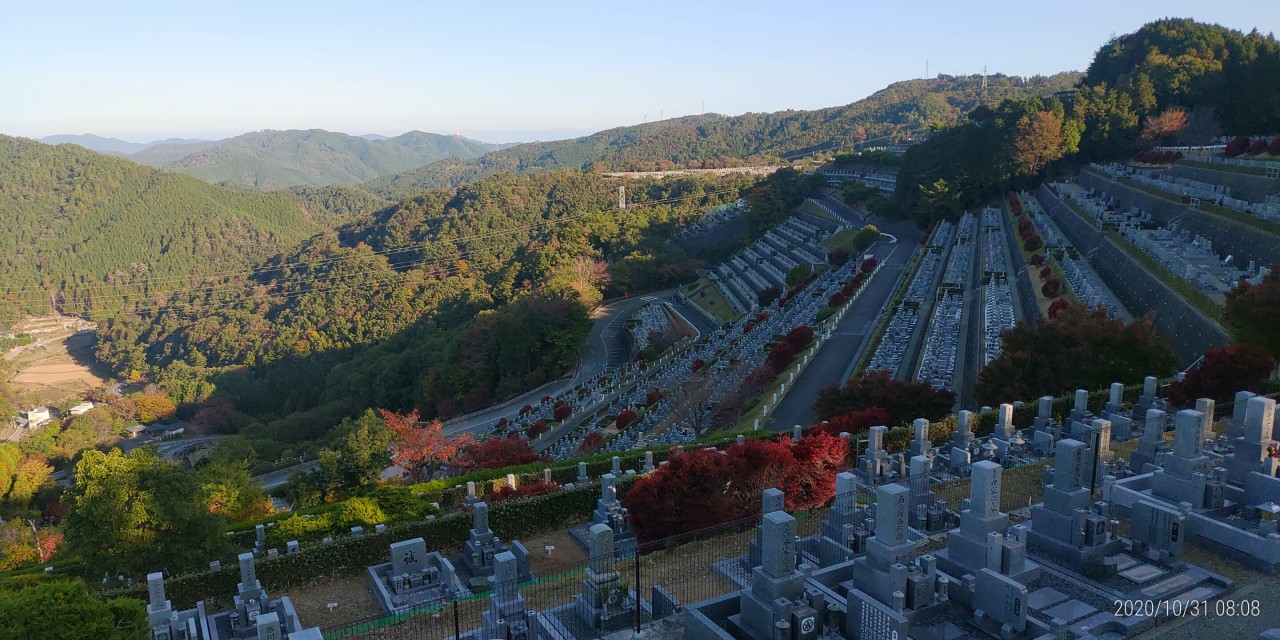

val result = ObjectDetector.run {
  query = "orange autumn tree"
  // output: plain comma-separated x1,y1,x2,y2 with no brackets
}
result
378,409,472,483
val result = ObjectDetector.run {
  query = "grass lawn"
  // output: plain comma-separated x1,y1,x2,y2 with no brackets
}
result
686,277,737,324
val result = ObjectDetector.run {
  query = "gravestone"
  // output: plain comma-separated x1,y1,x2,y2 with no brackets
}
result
465,481,478,507
1151,409,1215,509
1137,375,1159,413
478,552,531,640
255,524,265,550
844,483,943,640
857,425,890,484
814,472,874,566
459,502,504,588
908,418,932,459
1070,389,1090,422
1228,391,1257,439
950,410,976,459
577,461,589,484
146,571,172,633
732,509,818,640
996,404,1015,438
936,460,1039,585
642,451,656,473
1028,439,1120,566
611,456,622,476
575,523,638,632
1227,397,1278,485
1033,396,1055,433
286,540,299,554
589,473,635,557
1105,382,1125,415
1130,408,1168,471
746,489,787,569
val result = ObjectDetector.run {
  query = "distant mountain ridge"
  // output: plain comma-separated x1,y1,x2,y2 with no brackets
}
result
148,129,508,190
360,72,1082,199
0,135,388,318
39,134,212,156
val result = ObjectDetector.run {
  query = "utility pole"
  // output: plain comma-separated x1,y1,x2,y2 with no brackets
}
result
925,58,929,78
982,65,988,91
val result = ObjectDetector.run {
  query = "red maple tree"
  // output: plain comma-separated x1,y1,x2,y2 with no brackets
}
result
378,408,472,483
455,434,549,472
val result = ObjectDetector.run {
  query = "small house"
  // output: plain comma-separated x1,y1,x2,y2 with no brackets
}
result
68,401,95,416
18,407,51,429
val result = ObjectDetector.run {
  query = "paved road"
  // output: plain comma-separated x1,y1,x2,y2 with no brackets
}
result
764,220,923,431
822,195,866,227
253,460,321,490
443,289,685,437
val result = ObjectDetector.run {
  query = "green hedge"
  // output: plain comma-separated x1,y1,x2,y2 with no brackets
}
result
104,476,639,609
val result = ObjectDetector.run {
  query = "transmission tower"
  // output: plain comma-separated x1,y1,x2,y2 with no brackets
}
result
618,186,626,210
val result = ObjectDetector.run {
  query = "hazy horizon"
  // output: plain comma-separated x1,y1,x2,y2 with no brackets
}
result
2,1,1276,143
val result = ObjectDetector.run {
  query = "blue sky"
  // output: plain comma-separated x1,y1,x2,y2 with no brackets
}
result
1,1,1275,143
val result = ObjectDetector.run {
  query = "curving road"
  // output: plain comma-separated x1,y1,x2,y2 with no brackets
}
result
443,288,696,437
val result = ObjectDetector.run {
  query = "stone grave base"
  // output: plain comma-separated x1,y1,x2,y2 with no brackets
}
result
1018,547,1233,638
534,599,652,640
1109,476,1280,574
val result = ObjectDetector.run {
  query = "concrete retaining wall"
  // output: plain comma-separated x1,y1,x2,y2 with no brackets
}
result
1036,184,1231,366
1078,170,1280,268
1168,163,1280,203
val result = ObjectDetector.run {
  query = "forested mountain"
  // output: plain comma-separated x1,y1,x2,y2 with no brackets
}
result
94,170,767,448
1084,18,1280,134
363,73,1082,199
38,134,211,156
0,135,387,319
142,129,507,189
892,19,1280,224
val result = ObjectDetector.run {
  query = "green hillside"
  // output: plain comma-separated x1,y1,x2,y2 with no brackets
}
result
152,129,505,189
0,135,387,320
363,72,1082,199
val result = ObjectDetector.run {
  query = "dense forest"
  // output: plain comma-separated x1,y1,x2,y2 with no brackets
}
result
892,19,1280,224
362,73,1082,199
143,129,506,189
94,170,774,453
0,136,388,318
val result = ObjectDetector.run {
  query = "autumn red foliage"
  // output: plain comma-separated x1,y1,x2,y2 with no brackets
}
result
1269,137,1280,156
1047,298,1071,319
812,406,891,438
1247,139,1268,155
1041,278,1062,298
520,404,533,415
1225,135,1250,157
615,409,638,430
379,408,472,483
623,432,849,542
860,258,878,273
1167,344,1277,407
1029,253,1045,267
784,326,814,350
645,389,664,406
691,359,705,373
766,341,798,372
527,420,549,438
1038,266,1052,280
553,404,572,421
579,431,605,454
814,370,955,426
454,434,548,473
490,480,559,503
